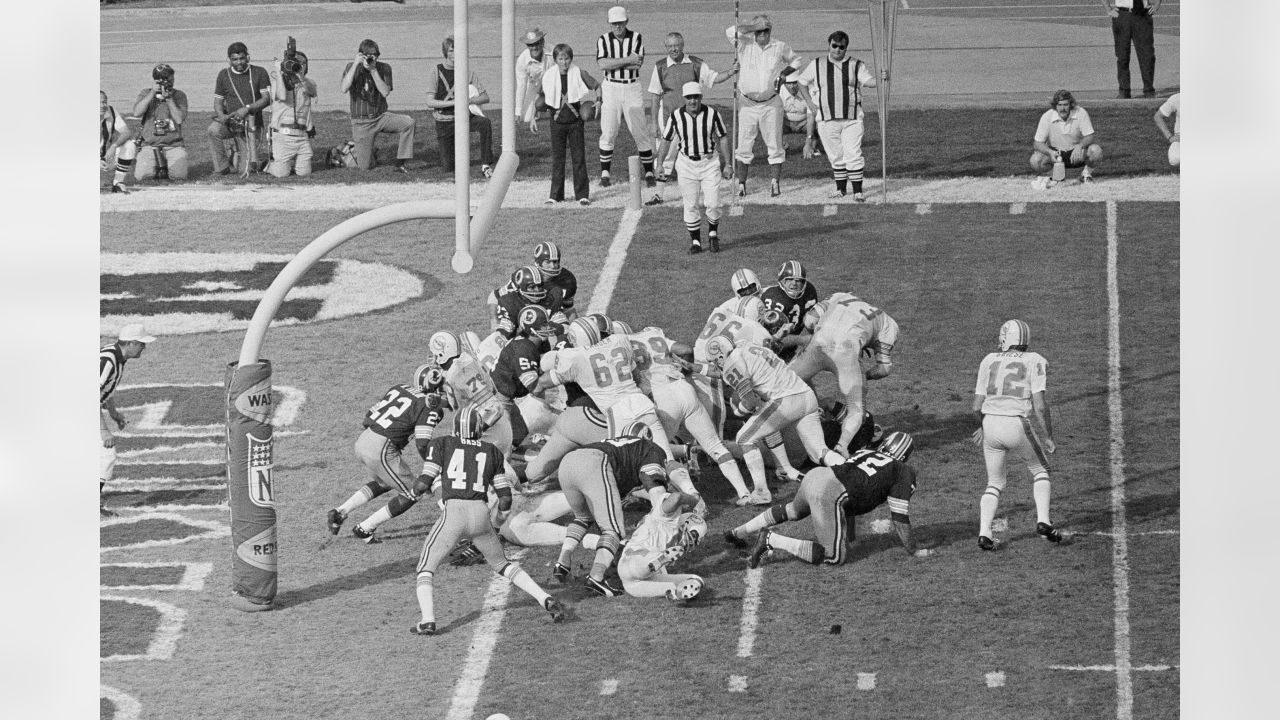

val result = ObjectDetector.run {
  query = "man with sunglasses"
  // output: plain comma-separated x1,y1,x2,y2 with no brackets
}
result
725,15,803,198
794,30,880,201
340,39,416,172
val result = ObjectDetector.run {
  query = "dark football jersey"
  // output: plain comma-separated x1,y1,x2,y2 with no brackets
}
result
761,283,819,336
494,285,567,338
832,449,914,519
362,384,444,450
492,337,543,399
422,434,509,502
544,268,578,311
582,436,667,495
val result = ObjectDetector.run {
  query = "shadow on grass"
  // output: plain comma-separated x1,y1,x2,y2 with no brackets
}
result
274,556,417,609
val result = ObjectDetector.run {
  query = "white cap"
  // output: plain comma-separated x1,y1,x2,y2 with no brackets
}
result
681,81,703,97
607,6,627,23
119,323,157,344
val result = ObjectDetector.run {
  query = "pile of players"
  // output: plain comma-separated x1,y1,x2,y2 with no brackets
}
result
324,240,1056,634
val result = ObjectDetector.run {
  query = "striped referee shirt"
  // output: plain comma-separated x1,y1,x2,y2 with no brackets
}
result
662,105,726,160
597,30,644,83
797,56,873,121
100,343,126,405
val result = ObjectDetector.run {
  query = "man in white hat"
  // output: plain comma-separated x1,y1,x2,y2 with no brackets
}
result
595,6,657,188
100,323,157,516
726,14,803,197
515,27,555,133
656,81,732,254
646,31,738,187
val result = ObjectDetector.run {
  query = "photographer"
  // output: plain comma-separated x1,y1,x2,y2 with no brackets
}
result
131,63,189,181
208,42,272,177
339,39,415,172
267,40,317,178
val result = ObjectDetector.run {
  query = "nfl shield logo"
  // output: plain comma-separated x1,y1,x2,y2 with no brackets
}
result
247,433,275,508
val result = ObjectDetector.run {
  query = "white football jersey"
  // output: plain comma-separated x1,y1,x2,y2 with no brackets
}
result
722,344,809,402
545,334,642,412
620,488,684,571
629,326,686,394
811,292,899,354
694,295,764,361
473,331,509,374
974,350,1048,417
444,351,504,426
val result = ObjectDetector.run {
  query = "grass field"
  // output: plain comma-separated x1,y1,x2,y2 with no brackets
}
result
98,188,1180,719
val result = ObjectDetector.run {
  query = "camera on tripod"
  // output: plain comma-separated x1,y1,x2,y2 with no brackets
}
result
281,36,304,90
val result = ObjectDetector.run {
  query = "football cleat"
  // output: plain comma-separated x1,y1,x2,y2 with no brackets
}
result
723,528,748,548
769,179,781,197
326,509,345,535
877,431,915,463
552,562,572,583
584,575,623,597
645,193,664,206
743,488,773,506
544,597,567,623
747,530,772,569
1036,522,1063,543
666,577,704,604
775,467,805,484
736,181,747,197
645,172,657,188
352,525,381,544
689,241,702,255
449,539,485,566
978,535,996,551
852,192,866,202
777,260,808,300
709,234,721,253
111,183,130,194
410,621,437,636
600,172,612,187
998,319,1030,351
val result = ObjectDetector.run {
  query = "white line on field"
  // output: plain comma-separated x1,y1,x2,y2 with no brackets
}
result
100,685,141,720
100,595,186,661
856,672,876,690
1105,199,1134,720
729,205,744,216
586,208,642,316
1010,202,1026,214
444,549,528,720
728,675,749,693
1086,529,1179,537
915,203,931,214
600,679,618,695
1050,664,1178,672
985,671,1005,687
822,204,837,216
736,568,764,658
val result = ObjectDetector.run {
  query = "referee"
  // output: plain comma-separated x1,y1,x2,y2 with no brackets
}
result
656,82,732,255
595,6,656,189
795,30,881,201
100,323,156,516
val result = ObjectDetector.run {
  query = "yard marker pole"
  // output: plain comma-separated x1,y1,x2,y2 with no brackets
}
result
731,0,739,200
867,0,898,203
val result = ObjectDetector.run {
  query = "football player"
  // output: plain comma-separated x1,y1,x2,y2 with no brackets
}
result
491,265,568,339
617,487,707,603
791,291,901,455
725,431,934,566
691,268,766,434
490,304,562,448
760,260,819,344
971,319,1059,550
327,364,448,543
409,404,566,635
430,330,515,456
533,241,579,322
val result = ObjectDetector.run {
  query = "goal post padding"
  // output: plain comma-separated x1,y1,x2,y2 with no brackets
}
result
225,360,277,607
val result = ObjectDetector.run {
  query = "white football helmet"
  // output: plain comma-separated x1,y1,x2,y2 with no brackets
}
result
676,512,708,549
429,331,462,367
777,260,808,299
611,319,633,335
567,317,603,348
730,268,761,297
704,333,734,368
998,319,1030,351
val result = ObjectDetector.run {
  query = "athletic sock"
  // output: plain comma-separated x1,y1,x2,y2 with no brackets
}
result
415,571,435,624
979,486,1001,537
768,533,822,564
718,458,750,497
1032,476,1052,525
742,445,770,490
599,151,613,174
708,220,719,237
688,225,701,242
500,562,550,605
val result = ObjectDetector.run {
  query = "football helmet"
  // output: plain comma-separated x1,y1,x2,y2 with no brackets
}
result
533,241,562,276
584,313,612,338
511,265,548,303
413,363,445,392
676,511,708,549
610,319,633,335
877,431,914,462
567,317,604,348
621,420,653,441
998,319,1030,351
777,260,808,299
518,304,557,338
428,331,462,367
730,268,761,297
760,308,790,337
704,333,734,368
454,403,488,440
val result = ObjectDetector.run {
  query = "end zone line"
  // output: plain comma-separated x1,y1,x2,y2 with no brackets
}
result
444,549,528,720
1105,199,1134,720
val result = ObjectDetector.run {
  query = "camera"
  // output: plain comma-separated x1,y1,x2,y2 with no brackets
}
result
281,36,303,90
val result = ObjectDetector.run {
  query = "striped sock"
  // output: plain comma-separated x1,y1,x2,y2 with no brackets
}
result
639,150,654,175
114,158,134,186
850,165,865,193
599,150,613,174
687,223,701,242
834,168,848,193
708,220,718,237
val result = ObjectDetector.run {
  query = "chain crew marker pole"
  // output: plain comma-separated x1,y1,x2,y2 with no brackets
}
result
867,0,898,204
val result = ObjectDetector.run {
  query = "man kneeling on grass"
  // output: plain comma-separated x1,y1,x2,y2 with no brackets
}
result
1030,89,1102,188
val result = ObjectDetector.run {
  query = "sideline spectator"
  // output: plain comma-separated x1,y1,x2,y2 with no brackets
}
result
726,15,803,197
101,324,157,516
515,28,555,133
1030,90,1102,187
266,49,317,178
208,42,271,176
595,6,656,188
1153,91,1179,168
646,31,737,181
795,30,880,200
1103,0,1160,98
340,39,416,172
426,36,496,178
132,63,190,181
100,90,136,193
538,43,599,205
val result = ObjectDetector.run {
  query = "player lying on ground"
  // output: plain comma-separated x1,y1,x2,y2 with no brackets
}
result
617,487,707,603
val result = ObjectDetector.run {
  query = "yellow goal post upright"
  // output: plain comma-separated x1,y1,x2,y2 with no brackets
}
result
222,0,521,612
867,0,898,203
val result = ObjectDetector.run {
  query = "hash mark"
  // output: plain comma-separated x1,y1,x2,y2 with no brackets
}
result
728,675,748,693
1010,203,1026,214
915,203,931,214
600,679,618,695
857,672,876,690
823,205,837,216
986,671,1005,687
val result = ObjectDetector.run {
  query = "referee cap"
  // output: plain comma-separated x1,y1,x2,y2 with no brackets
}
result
119,323,157,344
607,6,627,23
681,82,703,97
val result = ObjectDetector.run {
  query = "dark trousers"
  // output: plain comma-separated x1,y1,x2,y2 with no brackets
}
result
434,114,495,172
1112,10,1156,94
550,119,589,201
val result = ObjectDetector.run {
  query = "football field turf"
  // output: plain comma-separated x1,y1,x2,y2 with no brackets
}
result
99,196,1178,720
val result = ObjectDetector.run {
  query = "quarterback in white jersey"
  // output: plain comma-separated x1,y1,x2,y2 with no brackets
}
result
970,319,1060,550
617,488,707,602
791,291,901,453
429,331,514,455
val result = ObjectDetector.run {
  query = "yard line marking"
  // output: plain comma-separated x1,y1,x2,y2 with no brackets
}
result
1085,529,1179,537
823,204,838,216
100,685,141,720
1105,199,1134,720
586,209,642,316
1050,664,1178,672
729,205,744,216
600,679,619,696
444,549,528,720
856,672,876,690
1010,202,1026,214
736,568,764,658
728,675,749,693
100,561,213,591
915,203,932,214
985,671,1006,687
